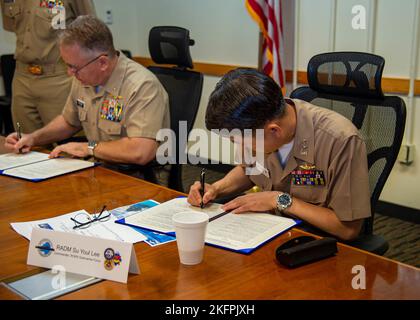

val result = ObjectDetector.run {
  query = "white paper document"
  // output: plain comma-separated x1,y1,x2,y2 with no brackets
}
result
205,212,296,252
11,209,147,244
3,158,94,181
122,198,298,253
0,151,50,170
124,198,223,233
0,151,94,181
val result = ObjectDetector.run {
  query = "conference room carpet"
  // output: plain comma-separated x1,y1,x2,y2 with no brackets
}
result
374,214,420,268
181,165,420,268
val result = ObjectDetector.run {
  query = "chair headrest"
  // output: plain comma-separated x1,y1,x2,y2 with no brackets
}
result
148,26,195,69
307,52,385,99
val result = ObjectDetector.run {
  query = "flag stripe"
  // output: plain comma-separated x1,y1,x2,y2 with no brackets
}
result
246,0,285,89
246,0,275,57
246,0,269,39
267,2,284,86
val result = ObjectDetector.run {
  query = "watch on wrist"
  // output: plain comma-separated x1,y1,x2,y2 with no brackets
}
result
87,141,98,156
276,192,293,212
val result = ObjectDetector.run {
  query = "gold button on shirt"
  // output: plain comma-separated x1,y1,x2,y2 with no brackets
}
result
245,98,371,222
62,52,170,143
1,0,96,65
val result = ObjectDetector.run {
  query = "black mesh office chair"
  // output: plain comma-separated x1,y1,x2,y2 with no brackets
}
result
0,54,16,135
147,26,203,191
290,52,406,255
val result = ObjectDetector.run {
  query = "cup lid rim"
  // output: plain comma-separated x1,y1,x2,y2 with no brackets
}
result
172,211,209,226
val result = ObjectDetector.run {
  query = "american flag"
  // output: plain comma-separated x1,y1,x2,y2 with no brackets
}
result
246,0,286,92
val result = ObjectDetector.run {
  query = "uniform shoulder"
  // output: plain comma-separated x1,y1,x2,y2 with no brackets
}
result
293,98,362,141
123,58,164,90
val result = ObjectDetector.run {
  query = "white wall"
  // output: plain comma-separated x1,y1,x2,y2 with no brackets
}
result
380,97,420,209
133,0,259,66
374,0,418,77
295,0,420,76
132,0,259,138
94,0,140,55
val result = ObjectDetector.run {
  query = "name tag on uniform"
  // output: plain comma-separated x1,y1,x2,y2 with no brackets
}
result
101,95,124,122
292,169,325,186
76,99,85,108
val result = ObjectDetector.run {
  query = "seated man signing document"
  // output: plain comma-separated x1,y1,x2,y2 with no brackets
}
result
5,16,169,166
188,68,371,241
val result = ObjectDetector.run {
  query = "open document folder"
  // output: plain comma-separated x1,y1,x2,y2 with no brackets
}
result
0,151,95,182
116,198,300,254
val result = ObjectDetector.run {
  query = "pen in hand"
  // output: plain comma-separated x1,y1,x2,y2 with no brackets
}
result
16,122,23,154
200,168,206,209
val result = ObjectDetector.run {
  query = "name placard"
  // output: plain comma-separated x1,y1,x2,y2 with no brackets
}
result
27,229,140,283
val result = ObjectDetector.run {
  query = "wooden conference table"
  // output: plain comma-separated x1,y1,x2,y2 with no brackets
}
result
0,154,419,300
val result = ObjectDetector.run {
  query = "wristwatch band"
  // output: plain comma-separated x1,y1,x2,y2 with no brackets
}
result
87,141,98,157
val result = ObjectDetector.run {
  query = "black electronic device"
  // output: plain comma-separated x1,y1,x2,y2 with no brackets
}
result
276,236,338,268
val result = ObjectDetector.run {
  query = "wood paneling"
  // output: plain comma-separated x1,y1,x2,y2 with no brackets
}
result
133,57,250,78
135,56,420,95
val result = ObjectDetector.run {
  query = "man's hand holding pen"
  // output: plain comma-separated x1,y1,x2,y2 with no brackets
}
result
4,130,34,154
16,122,24,154
187,180,219,208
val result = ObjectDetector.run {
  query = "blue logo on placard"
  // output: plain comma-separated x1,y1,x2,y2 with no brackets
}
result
36,239,55,257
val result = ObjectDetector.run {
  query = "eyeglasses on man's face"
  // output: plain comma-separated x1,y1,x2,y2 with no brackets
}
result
66,53,108,75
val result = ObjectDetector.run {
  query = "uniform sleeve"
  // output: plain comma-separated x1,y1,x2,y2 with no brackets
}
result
71,0,96,16
327,135,372,221
61,79,82,128
124,79,169,140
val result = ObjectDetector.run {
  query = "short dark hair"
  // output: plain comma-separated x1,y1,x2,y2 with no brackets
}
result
58,15,116,57
205,68,286,131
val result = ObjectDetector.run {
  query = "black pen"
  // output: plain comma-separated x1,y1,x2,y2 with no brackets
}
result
16,122,23,154
200,168,206,209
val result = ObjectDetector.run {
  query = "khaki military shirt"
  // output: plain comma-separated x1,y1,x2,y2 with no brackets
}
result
62,52,170,143
246,98,371,222
1,0,95,64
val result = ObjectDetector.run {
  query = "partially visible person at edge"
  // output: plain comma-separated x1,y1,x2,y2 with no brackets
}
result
1,0,96,134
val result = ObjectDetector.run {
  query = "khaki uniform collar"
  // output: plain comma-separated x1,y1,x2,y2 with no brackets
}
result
286,98,315,165
103,51,127,97
263,98,315,182
83,51,128,98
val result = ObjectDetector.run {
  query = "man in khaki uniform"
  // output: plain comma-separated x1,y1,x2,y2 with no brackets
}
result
188,68,371,241
5,16,169,167
1,0,95,133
